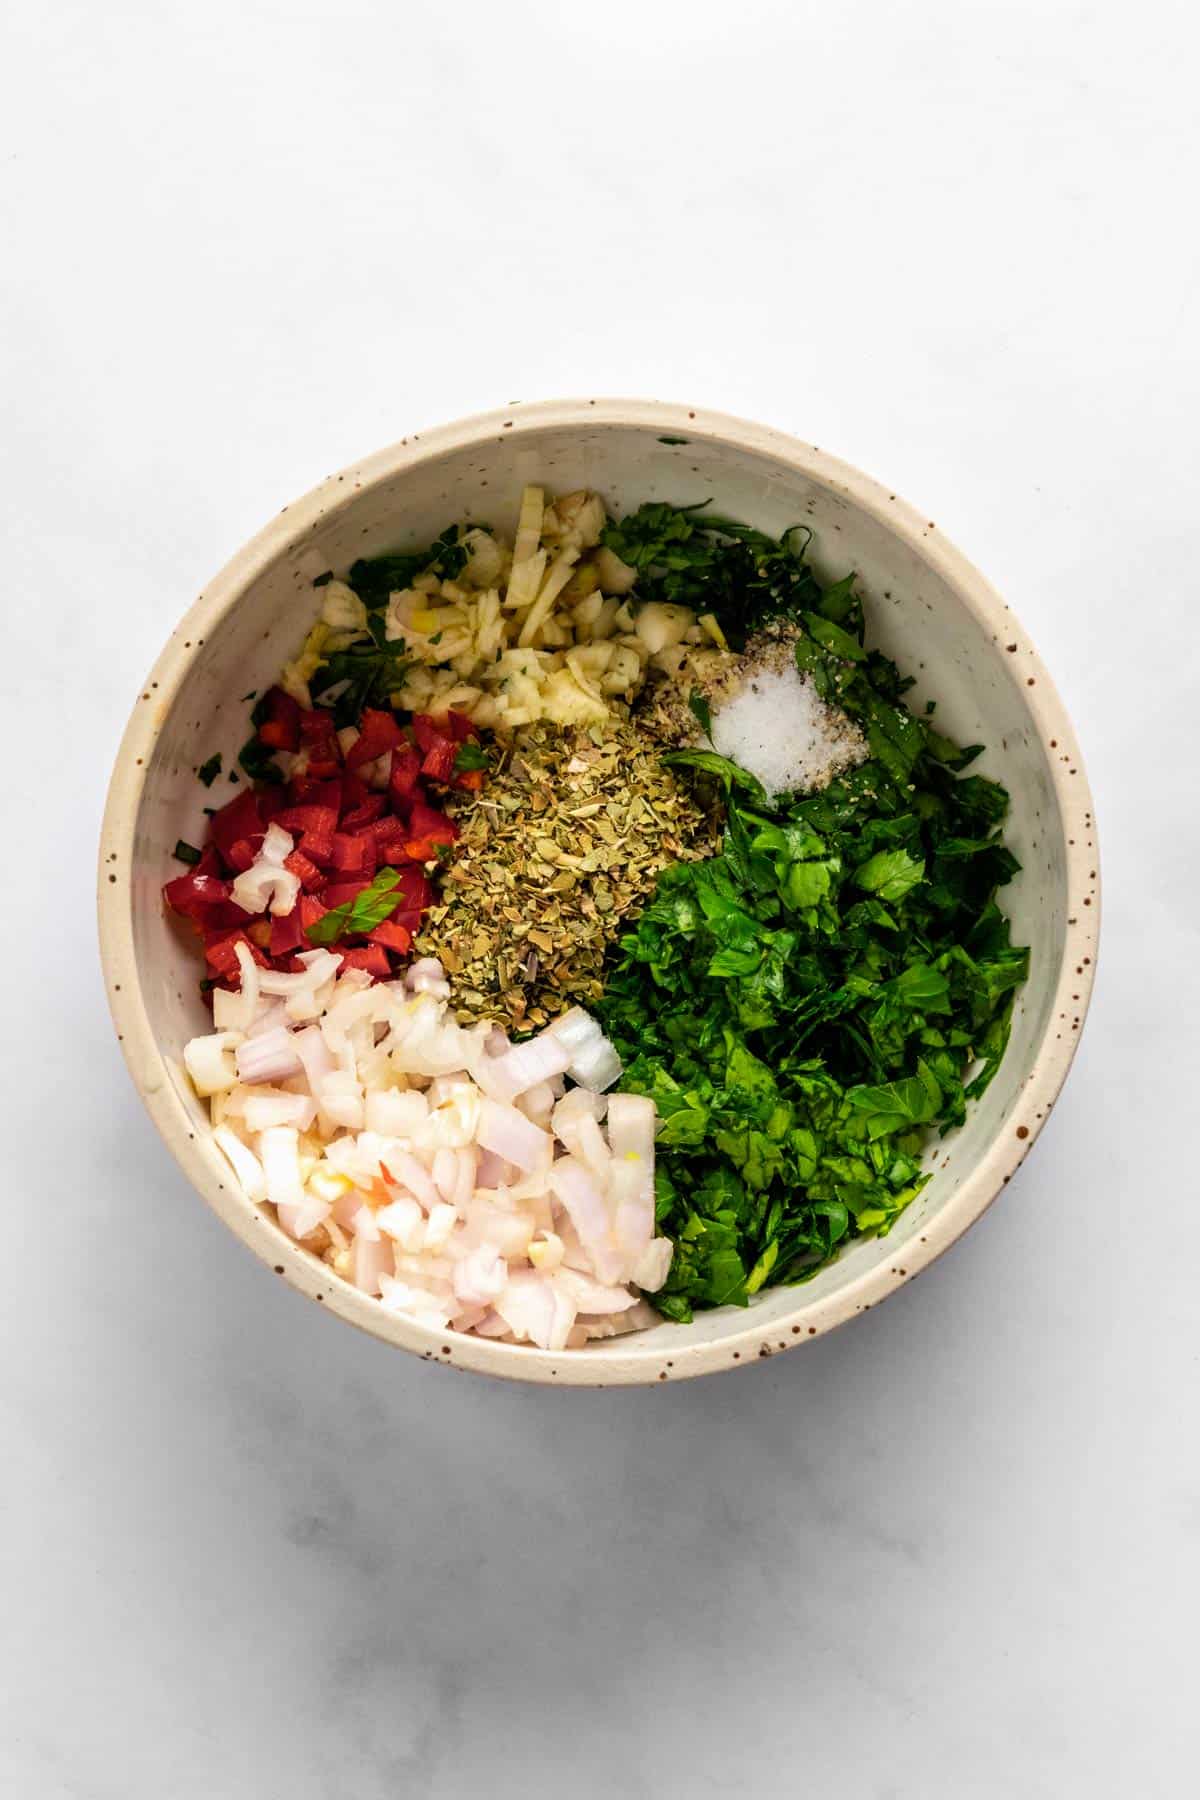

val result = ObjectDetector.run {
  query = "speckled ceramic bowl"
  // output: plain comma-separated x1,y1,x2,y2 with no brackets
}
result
98,400,1099,1385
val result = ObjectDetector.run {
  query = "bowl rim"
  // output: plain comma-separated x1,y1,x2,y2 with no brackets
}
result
98,397,1100,1386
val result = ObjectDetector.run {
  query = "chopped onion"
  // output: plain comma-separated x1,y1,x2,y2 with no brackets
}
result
477,1097,551,1175
212,1125,266,1203
235,1025,304,1086
184,1030,242,1097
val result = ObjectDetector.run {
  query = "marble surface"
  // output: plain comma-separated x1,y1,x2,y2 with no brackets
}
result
3,2,1198,1794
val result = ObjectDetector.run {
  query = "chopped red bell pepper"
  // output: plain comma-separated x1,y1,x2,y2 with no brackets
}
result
274,803,339,839
163,871,233,923
440,709,478,743
329,832,375,876
337,945,392,978
411,714,446,754
269,908,306,957
256,783,288,824
367,919,413,954
225,834,264,874
345,708,405,771
299,828,335,867
453,767,486,793
256,687,302,753
408,799,458,845
340,793,387,832
283,848,327,892
388,745,422,808
203,929,269,980
288,776,342,810
299,707,340,747
194,843,223,879
419,737,457,784
388,866,433,913
209,790,263,861
340,771,370,813
371,815,408,849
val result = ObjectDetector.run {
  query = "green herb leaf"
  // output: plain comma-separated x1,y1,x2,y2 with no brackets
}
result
304,869,406,947
174,839,202,865
238,735,284,785
197,754,222,787
688,690,714,741
453,741,489,772
662,748,767,802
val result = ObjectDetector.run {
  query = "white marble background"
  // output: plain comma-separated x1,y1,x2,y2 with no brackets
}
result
3,2,1198,1794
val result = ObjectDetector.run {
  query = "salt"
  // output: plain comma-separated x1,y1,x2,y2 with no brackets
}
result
709,658,867,799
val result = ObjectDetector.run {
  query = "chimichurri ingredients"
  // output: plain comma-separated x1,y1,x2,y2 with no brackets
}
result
183,956,670,1346
416,719,722,1030
598,593,1029,1321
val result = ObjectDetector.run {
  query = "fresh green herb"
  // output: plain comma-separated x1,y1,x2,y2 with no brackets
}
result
174,839,202,866
241,689,258,702
657,435,690,445
347,523,469,611
601,504,820,648
238,735,284,784
453,741,489,772
197,754,222,787
311,620,411,731
305,868,407,947
312,571,334,588
661,748,766,802
688,690,714,741
599,573,1028,1321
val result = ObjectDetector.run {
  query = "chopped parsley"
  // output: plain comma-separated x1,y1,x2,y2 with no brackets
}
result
197,754,222,787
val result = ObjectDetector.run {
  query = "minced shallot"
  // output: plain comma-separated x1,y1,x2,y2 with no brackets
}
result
183,954,670,1349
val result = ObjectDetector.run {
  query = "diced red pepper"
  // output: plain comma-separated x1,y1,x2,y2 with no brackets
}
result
419,738,457,784
453,768,486,793
340,793,386,832
269,908,306,957
440,709,478,743
340,772,370,813
299,708,339,747
408,799,458,845
329,832,375,876
372,815,408,849
283,848,327,893
225,834,264,874
256,687,302,753
388,745,422,808
337,945,392,978
209,790,263,861
346,708,405,771
274,803,339,839
289,775,342,810
367,919,413,954
194,843,223,879
300,828,335,867
256,784,288,825
411,714,445,754
203,929,269,980
163,871,233,923
389,866,433,914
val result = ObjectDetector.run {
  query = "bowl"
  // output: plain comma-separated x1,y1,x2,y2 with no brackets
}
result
98,399,1099,1385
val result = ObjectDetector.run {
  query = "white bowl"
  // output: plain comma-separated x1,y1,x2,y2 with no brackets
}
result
98,400,1099,1385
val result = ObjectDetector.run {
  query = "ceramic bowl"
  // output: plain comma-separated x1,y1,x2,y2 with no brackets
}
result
98,399,1099,1385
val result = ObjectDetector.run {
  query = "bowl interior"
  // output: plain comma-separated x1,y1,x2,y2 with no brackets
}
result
115,409,1086,1375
